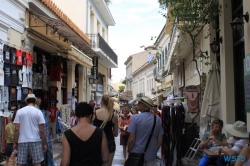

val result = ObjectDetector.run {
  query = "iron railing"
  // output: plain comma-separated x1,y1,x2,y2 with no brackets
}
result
153,68,157,76
87,33,118,65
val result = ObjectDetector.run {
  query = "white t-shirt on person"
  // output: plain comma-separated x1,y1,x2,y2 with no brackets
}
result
14,106,45,143
231,138,249,155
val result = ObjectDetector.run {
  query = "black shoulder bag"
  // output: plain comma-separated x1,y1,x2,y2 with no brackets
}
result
125,115,156,166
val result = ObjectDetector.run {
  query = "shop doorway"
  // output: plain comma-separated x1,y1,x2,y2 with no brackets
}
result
232,0,246,122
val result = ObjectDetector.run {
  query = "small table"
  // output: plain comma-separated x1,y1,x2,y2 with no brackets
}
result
203,149,223,157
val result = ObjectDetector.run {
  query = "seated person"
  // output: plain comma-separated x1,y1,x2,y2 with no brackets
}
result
235,141,250,166
217,121,249,166
199,119,227,166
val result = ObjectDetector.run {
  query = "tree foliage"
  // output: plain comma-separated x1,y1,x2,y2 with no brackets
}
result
118,86,125,92
120,79,126,85
105,0,111,5
158,0,221,82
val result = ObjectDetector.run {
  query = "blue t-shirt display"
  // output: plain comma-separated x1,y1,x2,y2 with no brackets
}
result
50,98,58,107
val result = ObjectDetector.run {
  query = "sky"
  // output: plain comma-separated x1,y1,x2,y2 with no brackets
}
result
108,0,166,83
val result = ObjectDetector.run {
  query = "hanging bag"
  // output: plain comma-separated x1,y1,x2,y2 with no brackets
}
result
124,115,156,166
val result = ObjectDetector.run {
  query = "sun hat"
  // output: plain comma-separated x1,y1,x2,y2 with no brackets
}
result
25,94,37,102
137,96,154,109
153,102,158,106
225,121,249,138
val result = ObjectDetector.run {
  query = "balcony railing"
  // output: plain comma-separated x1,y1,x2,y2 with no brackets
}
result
87,33,118,64
153,68,157,76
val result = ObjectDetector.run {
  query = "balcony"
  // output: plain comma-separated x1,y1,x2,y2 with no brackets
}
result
88,33,118,68
136,93,145,99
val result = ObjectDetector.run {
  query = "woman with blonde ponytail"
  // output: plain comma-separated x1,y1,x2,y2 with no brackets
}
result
93,94,118,166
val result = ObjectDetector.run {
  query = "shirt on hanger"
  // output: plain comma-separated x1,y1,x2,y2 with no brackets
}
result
2,86,9,101
11,65,18,86
26,53,33,68
16,49,23,66
4,62,11,86
21,88,29,102
42,55,47,75
50,66,61,81
32,73,38,90
48,106,58,122
3,44,10,63
37,74,43,89
18,66,22,86
16,86,21,101
10,47,16,64
50,98,58,107
0,44,4,61
0,61,4,86
22,65,28,88
10,87,17,101
28,68,33,89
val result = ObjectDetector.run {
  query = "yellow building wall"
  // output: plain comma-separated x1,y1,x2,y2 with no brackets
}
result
51,0,87,32
8,28,24,49
132,51,149,73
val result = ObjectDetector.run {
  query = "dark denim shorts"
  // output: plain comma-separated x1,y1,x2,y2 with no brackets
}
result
5,143,13,157
107,139,116,153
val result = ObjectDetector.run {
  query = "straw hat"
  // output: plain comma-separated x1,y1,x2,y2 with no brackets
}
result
25,94,37,102
225,121,249,138
137,96,154,109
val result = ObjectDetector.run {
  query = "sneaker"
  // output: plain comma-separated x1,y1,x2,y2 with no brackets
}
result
121,159,126,164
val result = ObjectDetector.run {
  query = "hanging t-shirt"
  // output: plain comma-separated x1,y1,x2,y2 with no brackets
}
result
50,66,62,81
10,47,16,64
16,49,23,66
4,62,11,86
0,44,4,61
2,86,9,101
32,73,38,90
11,65,18,86
42,55,47,75
3,44,10,63
50,86,58,98
21,88,29,102
10,87,17,101
50,98,58,107
26,53,33,68
48,106,58,122
0,61,4,86
42,74,47,91
16,86,21,101
22,65,28,88
3,101,9,111
42,92,49,105
17,66,22,86
28,68,33,89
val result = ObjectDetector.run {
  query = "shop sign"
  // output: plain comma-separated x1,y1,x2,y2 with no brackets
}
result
97,85,103,92
92,57,98,80
244,53,250,112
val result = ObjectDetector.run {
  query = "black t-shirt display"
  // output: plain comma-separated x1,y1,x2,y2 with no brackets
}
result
21,87,29,102
10,87,17,101
3,44,10,63
4,62,11,86
10,47,16,64
11,65,18,86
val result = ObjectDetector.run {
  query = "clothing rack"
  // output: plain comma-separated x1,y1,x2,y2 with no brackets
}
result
161,102,185,166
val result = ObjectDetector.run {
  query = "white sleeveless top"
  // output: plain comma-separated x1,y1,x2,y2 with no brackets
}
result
243,159,250,166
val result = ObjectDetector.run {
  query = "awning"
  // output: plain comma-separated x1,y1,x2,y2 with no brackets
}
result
29,11,97,57
111,97,119,102
163,90,173,98
128,99,137,104
152,91,166,98
68,46,93,68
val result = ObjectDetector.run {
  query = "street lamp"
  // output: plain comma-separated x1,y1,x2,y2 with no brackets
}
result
209,37,222,54
88,75,95,84
230,12,249,37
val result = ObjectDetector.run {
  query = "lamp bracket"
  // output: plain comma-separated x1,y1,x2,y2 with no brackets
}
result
242,12,249,23
218,36,223,44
